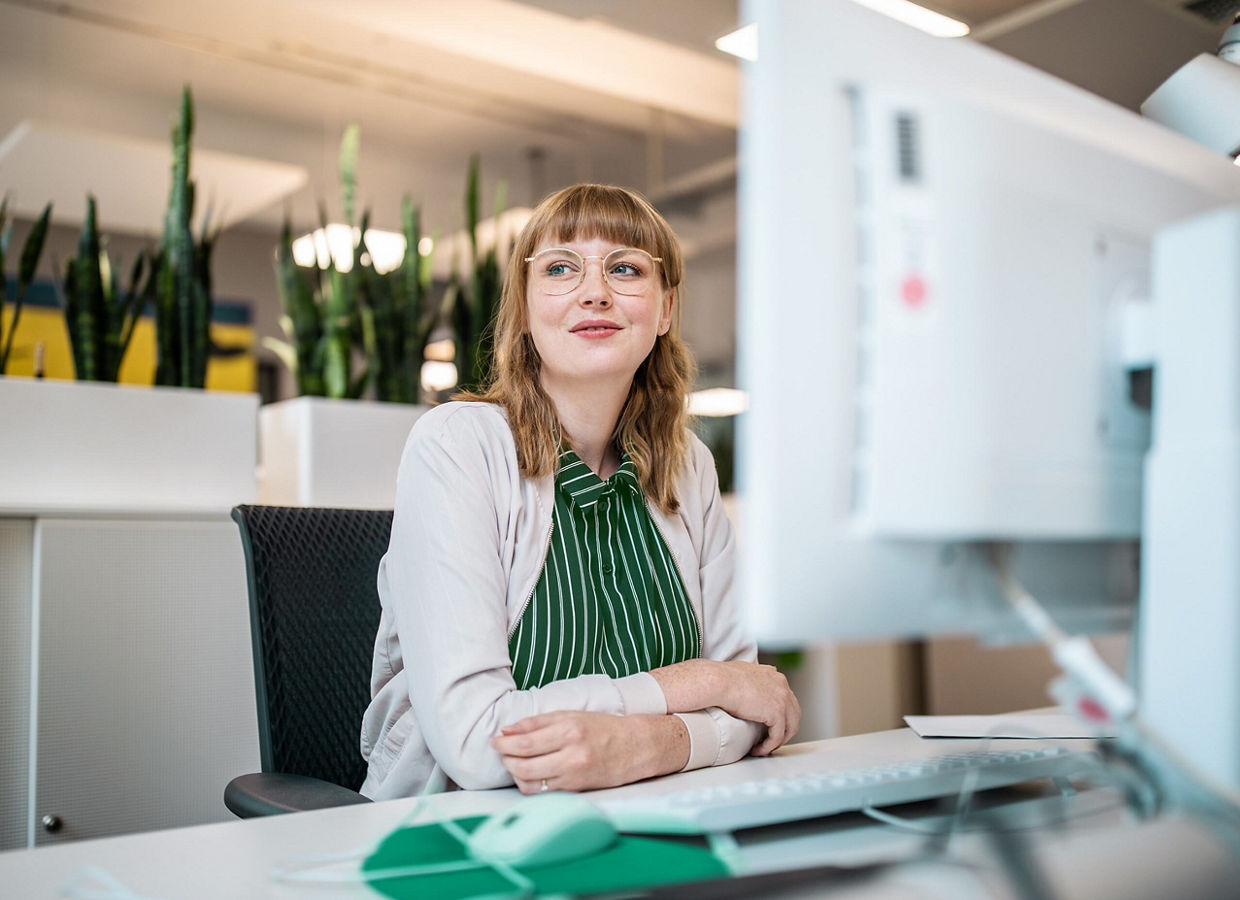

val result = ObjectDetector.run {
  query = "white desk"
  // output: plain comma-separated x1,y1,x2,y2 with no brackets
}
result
2,729,1238,899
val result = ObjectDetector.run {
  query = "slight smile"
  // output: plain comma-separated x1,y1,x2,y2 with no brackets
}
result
570,320,622,338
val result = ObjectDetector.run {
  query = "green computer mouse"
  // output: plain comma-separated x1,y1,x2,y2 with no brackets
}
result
466,793,618,869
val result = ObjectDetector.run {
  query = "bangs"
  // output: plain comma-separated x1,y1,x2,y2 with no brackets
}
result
542,185,665,258
507,183,684,299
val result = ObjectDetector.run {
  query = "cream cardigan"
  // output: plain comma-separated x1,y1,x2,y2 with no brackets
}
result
359,402,763,800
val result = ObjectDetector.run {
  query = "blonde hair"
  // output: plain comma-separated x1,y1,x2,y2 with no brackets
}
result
457,183,696,513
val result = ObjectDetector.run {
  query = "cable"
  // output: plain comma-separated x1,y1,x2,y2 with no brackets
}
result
267,793,433,883
860,778,1129,837
980,819,1058,900
861,805,947,835
439,815,536,898
929,723,1061,900
985,542,1240,863
266,792,534,898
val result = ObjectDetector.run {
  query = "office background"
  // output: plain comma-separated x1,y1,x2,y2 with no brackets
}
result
1,0,1225,402
0,0,1230,852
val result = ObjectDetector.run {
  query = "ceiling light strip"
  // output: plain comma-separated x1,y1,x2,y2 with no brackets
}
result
716,0,969,60
849,0,970,38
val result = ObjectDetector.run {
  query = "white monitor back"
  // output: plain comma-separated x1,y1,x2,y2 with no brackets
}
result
852,84,1150,539
736,0,1240,645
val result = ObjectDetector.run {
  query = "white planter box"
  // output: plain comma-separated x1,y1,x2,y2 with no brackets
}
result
0,377,258,513
258,396,428,509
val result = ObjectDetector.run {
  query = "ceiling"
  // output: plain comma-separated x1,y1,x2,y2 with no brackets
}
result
0,0,1233,240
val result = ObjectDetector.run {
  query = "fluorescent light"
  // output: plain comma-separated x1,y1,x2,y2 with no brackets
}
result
715,23,757,61
687,388,749,417
849,0,970,38
291,224,408,274
716,3,967,64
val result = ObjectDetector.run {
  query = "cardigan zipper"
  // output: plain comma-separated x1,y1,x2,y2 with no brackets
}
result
508,518,555,640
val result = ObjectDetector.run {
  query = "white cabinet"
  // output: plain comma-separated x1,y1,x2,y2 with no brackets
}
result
0,519,34,851
0,515,260,849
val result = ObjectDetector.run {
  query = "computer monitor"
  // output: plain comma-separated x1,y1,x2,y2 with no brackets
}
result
735,0,1240,647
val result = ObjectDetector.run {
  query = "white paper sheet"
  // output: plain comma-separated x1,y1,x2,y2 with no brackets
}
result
903,713,1116,739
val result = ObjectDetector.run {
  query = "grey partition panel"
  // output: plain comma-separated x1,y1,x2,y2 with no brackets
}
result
32,518,260,845
0,519,34,851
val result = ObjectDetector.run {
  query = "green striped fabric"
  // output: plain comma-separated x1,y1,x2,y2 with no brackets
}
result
508,448,701,690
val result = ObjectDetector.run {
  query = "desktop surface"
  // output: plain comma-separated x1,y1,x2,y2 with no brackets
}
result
6,727,1235,899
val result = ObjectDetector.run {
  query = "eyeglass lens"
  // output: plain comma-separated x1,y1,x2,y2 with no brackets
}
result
528,247,658,295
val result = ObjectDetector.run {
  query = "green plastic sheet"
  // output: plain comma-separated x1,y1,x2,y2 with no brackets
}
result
362,815,730,898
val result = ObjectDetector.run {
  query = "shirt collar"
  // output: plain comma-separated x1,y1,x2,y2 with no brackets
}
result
556,447,641,510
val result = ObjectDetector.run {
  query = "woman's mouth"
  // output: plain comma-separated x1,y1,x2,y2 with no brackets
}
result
570,320,621,337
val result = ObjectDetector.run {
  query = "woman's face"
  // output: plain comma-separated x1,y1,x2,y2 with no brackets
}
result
525,233,674,392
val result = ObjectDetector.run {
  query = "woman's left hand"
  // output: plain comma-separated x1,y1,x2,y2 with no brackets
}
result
492,711,689,794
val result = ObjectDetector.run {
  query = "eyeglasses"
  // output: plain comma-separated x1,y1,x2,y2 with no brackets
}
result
524,247,663,296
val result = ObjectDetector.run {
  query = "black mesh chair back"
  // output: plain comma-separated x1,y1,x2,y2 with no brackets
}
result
232,504,391,793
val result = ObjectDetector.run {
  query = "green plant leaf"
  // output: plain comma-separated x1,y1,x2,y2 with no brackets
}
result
358,302,376,359
152,85,211,388
466,154,480,265
117,250,151,366
0,193,12,267
339,123,360,230
260,335,298,375
323,333,349,398
492,178,508,221
72,195,105,381
1,201,52,372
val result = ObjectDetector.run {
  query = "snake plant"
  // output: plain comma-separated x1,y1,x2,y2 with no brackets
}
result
266,124,368,399
153,86,216,389
61,195,150,382
0,197,53,373
450,155,506,394
357,197,437,403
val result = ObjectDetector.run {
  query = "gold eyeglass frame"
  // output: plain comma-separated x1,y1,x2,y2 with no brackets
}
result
524,247,664,296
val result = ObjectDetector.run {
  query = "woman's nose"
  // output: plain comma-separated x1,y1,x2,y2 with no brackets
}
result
578,262,611,306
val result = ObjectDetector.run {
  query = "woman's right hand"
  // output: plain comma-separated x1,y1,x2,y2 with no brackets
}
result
651,659,801,755
718,660,802,755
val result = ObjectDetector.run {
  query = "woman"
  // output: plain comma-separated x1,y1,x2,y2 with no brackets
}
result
360,184,799,800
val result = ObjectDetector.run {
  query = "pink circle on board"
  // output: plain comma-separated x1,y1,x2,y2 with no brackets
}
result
901,275,928,308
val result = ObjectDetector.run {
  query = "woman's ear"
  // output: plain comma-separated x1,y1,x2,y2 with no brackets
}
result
658,287,675,336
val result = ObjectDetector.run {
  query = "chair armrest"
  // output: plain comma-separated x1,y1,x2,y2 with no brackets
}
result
224,772,373,818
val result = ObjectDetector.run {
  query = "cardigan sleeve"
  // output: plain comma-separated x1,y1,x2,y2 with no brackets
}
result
384,406,666,791
673,436,766,770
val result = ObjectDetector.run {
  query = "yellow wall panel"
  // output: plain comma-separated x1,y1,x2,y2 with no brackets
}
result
2,304,254,393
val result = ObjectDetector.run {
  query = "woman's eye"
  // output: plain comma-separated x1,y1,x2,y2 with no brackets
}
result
610,262,642,278
545,260,579,277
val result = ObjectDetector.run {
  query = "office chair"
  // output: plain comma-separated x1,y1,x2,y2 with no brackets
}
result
224,504,391,818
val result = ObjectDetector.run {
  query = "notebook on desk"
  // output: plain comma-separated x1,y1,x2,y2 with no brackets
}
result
903,712,1117,740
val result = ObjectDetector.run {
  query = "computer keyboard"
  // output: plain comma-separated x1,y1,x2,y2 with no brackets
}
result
598,746,1099,834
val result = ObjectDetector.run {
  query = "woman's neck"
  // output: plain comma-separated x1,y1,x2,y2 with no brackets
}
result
542,376,630,478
